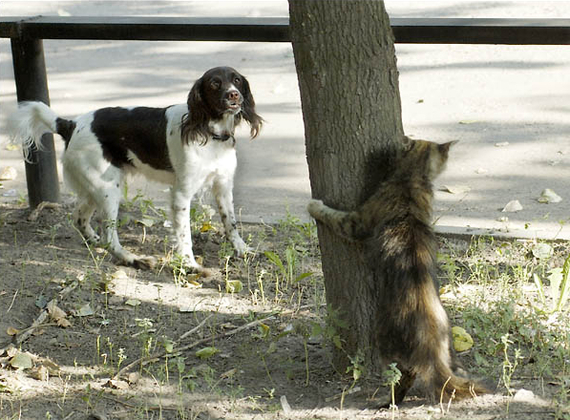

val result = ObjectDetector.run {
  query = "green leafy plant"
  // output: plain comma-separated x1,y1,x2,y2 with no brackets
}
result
382,362,402,418
533,254,570,313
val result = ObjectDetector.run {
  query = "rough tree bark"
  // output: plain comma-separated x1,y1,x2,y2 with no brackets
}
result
289,0,406,373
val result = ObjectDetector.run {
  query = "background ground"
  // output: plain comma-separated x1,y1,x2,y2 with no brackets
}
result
1,200,569,420
1,1,570,237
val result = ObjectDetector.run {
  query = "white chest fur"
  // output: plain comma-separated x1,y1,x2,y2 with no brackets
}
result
165,105,238,187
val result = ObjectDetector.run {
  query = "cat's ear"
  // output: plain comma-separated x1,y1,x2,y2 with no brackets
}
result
429,140,457,179
438,140,458,156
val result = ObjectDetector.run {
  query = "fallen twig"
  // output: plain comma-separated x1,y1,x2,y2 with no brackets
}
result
179,313,214,340
114,312,279,379
6,289,18,313
27,201,61,222
325,386,362,403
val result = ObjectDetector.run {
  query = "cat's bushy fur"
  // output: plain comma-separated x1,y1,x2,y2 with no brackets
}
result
308,138,486,404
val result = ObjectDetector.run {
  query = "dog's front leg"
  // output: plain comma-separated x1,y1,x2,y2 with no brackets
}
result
213,176,250,257
170,184,201,269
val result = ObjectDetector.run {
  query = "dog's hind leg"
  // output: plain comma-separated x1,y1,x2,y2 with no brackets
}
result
73,198,99,243
99,187,156,270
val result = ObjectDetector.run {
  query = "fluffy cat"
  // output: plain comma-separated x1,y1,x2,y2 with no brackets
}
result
308,138,486,404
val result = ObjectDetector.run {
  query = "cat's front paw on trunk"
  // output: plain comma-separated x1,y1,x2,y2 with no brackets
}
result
307,199,325,218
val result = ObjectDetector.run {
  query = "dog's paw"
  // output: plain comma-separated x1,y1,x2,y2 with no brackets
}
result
88,234,101,245
231,236,252,258
235,244,253,258
307,199,324,217
173,255,214,277
194,265,214,278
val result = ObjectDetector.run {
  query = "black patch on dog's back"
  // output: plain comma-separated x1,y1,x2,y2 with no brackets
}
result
56,118,76,146
91,107,173,171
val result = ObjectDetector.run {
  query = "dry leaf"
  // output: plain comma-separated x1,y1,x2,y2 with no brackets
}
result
0,167,17,181
220,368,237,379
112,269,129,280
452,326,474,352
280,395,292,414
532,243,553,260
47,301,71,328
6,327,19,336
124,299,141,307
74,303,95,317
104,379,129,390
200,221,214,232
127,372,140,384
225,280,243,293
10,353,33,370
5,346,18,358
440,185,471,195
136,217,156,227
57,318,72,328
39,357,60,374
28,365,49,381
195,347,218,359
187,278,202,288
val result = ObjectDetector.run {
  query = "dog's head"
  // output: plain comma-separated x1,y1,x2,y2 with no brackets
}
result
182,66,262,144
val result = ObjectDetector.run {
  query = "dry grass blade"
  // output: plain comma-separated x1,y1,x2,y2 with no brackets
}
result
113,313,279,379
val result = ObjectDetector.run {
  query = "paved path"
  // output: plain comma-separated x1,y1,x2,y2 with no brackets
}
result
1,1,569,239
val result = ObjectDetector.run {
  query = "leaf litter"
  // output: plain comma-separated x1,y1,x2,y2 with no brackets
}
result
0,201,569,420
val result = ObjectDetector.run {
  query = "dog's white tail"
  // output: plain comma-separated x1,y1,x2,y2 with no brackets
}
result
9,101,60,162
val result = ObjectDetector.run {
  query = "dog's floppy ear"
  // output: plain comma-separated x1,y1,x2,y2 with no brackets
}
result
239,76,263,139
181,77,211,144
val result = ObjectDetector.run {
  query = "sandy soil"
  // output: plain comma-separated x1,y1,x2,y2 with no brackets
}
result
1,200,567,420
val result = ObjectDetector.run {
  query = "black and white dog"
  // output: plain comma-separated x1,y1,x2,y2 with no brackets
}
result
10,66,262,271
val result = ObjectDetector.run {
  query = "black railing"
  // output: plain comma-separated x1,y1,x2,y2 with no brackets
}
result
2,17,570,44
2,16,570,207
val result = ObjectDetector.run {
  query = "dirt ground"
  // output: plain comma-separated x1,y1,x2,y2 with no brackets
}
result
1,198,569,420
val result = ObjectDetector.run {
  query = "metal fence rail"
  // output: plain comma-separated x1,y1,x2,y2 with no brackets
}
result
1,16,569,207
2,17,570,44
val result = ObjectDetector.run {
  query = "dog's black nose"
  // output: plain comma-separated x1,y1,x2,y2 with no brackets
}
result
227,90,240,102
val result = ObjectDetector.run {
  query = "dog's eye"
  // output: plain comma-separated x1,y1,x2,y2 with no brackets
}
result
210,79,221,90
233,77,242,86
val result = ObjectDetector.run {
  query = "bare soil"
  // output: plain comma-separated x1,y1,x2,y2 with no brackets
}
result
0,200,568,420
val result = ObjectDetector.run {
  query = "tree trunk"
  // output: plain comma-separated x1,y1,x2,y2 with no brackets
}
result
289,0,405,373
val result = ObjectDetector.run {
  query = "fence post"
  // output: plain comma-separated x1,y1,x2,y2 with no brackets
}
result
11,36,60,209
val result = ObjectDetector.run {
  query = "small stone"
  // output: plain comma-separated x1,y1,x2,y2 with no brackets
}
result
0,167,17,181
502,200,523,213
513,388,535,402
537,189,562,204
